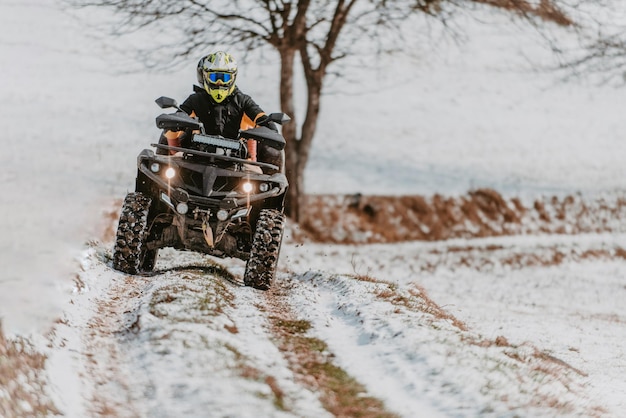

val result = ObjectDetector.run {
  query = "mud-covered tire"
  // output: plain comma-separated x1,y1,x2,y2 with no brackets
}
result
244,209,285,290
112,192,157,274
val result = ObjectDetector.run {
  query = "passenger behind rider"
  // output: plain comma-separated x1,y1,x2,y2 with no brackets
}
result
160,51,283,172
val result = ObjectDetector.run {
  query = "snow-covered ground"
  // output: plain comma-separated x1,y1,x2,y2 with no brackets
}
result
283,233,626,415
43,232,626,417
3,0,626,416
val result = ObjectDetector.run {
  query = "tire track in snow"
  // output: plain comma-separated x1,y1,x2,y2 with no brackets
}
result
275,268,605,417
50,244,332,417
82,271,150,417
47,244,146,417
262,276,400,418
277,232,626,416
46,215,613,417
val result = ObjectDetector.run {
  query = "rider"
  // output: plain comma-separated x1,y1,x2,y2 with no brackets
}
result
162,51,283,171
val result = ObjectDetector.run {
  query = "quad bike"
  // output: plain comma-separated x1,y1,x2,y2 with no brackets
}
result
112,96,290,290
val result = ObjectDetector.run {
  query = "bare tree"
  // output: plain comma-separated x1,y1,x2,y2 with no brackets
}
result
69,0,576,221
556,26,626,85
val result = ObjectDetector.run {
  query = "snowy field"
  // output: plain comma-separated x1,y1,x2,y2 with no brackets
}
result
2,0,626,416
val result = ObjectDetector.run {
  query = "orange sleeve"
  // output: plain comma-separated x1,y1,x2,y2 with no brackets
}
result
164,111,198,154
240,113,256,131
241,113,261,161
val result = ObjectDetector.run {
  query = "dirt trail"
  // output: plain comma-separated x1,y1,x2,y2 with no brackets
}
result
47,239,603,417
48,240,402,417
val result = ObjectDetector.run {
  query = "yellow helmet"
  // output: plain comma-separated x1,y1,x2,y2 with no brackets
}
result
197,51,238,103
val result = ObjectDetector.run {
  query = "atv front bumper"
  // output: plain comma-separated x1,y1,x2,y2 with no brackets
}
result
136,149,288,217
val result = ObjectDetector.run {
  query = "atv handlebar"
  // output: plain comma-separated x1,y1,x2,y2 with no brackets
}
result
151,143,279,172
155,96,290,150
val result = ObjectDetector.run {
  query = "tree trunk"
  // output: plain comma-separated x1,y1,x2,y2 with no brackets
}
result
278,48,301,221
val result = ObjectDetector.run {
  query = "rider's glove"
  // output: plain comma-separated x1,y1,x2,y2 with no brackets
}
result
257,115,278,132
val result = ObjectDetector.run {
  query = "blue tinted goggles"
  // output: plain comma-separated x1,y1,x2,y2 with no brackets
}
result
207,72,232,83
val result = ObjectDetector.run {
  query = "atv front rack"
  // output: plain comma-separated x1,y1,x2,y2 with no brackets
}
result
151,143,279,172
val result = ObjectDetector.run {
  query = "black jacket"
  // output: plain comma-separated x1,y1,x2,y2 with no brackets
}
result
179,85,264,139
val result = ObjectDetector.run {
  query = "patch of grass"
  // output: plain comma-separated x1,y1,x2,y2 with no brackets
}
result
0,323,60,417
223,343,288,412
148,283,187,319
148,274,235,322
224,323,239,334
408,286,468,331
351,272,468,331
309,360,397,418
301,336,328,353
196,279,234,314
269,312,398,418
265,376,286,411
271,318,312,334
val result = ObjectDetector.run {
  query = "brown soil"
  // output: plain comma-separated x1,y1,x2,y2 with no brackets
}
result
0,324,59,417
299,189,626,244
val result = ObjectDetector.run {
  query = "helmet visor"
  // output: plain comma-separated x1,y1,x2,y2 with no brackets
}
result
207,71,233,84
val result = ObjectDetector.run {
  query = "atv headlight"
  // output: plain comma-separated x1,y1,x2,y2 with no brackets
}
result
217,209,229,221
242,181,253,194
259,182,269,192
165,167,176,179
176,202,189,215
150,163,160,173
